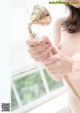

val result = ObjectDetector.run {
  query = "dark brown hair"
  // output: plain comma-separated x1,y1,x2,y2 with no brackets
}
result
62,4,80,33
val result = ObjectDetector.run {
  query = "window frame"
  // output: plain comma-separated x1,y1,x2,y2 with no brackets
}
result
11,64,67,113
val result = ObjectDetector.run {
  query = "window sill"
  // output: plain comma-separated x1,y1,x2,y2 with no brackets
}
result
12,86,68,113
28,92,68,113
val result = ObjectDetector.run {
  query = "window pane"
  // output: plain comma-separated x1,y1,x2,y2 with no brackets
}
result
44,70,64,91
14,71,46,105
11,89,19,111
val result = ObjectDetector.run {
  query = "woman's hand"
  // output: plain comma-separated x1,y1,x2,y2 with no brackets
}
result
44,53,73,80
26,36,54,62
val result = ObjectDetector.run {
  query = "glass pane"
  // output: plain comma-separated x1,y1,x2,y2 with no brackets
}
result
43,70,63,91
11,89,19,111
14,71,46,105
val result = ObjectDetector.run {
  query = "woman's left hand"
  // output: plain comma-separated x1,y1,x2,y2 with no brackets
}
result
44,53,73,77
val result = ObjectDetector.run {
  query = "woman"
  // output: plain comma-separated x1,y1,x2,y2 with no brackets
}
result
27,0,80,112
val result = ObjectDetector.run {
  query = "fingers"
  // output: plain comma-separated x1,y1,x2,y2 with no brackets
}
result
26,35,53,47
45,54,61,64
45,62,63,75
51,46,58,55
26,39,40,47
31,47,51,58
26,38,52,62
30,47,52,62
32,53,50,62
46,69,62,81
39,36,58,55
45,61,61,69
28,43,50,53
51,75,62,81
48,69,63,75
46,65,61,73
40,35,52,45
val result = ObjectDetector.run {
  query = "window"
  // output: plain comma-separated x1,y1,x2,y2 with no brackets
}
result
11,65,64,112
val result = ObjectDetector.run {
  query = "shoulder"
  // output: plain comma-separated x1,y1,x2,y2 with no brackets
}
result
53,17,67,46
54,17,67,31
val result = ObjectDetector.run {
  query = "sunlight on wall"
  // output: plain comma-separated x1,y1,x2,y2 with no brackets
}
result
11,0,68,72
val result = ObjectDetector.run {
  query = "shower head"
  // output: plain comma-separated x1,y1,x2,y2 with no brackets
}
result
27,5,51,38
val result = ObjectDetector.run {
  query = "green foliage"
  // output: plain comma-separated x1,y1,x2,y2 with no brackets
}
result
14,71,46,105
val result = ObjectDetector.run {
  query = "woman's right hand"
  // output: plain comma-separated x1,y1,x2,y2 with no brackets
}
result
26,36,52,62
26,36,62,81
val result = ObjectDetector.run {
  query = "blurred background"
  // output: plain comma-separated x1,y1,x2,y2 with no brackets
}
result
11,0,69,113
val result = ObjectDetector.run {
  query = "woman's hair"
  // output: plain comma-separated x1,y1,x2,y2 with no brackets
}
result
62,4,80,33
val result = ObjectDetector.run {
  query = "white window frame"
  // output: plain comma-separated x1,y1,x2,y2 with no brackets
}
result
11,64,67,113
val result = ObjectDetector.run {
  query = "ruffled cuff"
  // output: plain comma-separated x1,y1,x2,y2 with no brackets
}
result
68,53,80,79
